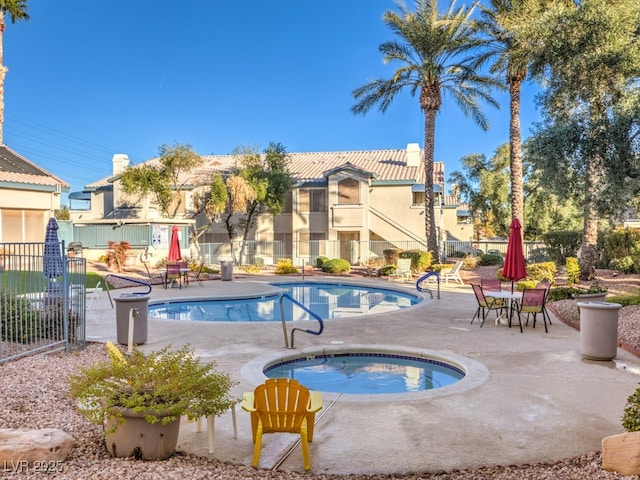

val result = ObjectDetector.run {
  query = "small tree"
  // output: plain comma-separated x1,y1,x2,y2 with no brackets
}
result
120,143,204,218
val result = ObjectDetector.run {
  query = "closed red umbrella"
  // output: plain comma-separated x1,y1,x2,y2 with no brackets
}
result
168,225,182,263
502,218,527,291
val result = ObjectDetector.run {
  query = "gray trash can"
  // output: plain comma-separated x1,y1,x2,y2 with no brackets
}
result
114,294,150,345
220,260,233,281
577,301,622,360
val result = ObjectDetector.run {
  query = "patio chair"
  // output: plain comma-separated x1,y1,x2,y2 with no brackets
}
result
164,263,182,289
188,262,205,287
242,378,323,470
481,278,502,292
441,260,464,284
536,281,553,325
471,283,506,327
516,288,550,333
388,258,412,283
143,262,164,286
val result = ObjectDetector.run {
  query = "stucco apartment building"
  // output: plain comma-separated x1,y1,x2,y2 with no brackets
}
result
0,145,69,242
71,144,472,264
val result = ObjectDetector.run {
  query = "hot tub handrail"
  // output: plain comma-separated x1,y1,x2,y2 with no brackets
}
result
279,292,324,349
104,274,152,308
416,272,440,300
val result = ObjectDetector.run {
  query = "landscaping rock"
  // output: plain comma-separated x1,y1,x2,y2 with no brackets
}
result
0,428,74,465
602,431,640,475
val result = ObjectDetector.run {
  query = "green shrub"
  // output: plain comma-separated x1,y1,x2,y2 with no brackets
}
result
607,293,640,307
610,256,636,274
479,254,503,266
604,227,640,261
527,247,550,263
525,262,557,282
547,286,580,301
430,263,453,273
321,258,351,274
400,250,432,272
463,256,480,269
566,257,580,285
516,280,538,291
379,265,396,276
1,290,40,343
542,230,581,264
623,386,640,432
275,258,299,274
315,256,329,268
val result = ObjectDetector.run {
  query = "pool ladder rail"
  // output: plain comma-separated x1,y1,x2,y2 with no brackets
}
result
279,292,324,349
104,274,152,308
416,272,441,300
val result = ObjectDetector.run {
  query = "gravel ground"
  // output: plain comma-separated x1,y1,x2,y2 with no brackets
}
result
2,268,640,479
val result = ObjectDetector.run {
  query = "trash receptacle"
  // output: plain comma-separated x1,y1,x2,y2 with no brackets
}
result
577,301,622,360
220,260,233,281
114,294,150,346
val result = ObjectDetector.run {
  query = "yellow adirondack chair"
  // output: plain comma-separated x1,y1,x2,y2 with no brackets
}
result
241,378,323,470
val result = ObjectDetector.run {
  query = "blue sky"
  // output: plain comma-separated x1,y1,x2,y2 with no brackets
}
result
4,0,543,200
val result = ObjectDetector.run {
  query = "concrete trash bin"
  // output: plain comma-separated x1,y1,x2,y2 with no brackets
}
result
114,294,150,345
577,301,622,361
220,260,233,281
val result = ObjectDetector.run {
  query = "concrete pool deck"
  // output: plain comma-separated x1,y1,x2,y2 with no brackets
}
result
85,274,640,476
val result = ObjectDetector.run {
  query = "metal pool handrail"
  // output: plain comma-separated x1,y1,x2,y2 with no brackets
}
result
416,272,440,300
279,292,324,349
104,274,152,308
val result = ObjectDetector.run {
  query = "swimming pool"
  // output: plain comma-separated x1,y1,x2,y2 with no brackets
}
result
264,352,465,394
148,281,421,322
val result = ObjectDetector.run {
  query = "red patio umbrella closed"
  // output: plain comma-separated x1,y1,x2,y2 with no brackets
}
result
168,225,182,263
502,218,527,291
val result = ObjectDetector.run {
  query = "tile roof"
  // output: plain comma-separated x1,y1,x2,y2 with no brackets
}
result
86,147,432,189
0,145,69,189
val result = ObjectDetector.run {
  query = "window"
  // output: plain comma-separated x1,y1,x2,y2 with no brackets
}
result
274,232,292,256
283,191,292,214
412,191,425,206
299,189,326,213
338,178,360,204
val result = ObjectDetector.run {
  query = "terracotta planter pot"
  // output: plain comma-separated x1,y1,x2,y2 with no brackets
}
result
104,408,181,460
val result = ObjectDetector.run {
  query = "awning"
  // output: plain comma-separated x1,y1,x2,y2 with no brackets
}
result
411,184,442,193
457,210,470,217
68,191,91,201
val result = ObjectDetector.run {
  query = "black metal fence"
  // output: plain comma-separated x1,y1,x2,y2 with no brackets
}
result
0,242,86,363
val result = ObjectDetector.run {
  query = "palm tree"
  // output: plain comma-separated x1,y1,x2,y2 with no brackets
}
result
0,0,29,144
477,0,570,234
476,0,529,230
352,0,501,263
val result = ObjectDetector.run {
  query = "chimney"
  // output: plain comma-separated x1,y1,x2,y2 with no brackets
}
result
112,154,130,175
406,143,420,167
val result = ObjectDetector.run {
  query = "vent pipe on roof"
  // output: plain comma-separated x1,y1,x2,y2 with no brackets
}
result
112,154,130,175
406,143,420,167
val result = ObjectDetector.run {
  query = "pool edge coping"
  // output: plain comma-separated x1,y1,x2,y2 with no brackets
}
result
240,344,490,403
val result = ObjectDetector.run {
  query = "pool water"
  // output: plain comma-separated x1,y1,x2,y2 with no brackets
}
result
264,353,465,394
148,282,420,322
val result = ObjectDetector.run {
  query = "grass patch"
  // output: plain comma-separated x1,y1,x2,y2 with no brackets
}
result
0,269,106,294
606,294,640,307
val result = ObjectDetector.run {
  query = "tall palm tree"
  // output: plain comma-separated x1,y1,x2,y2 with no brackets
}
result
0,0,29,144
476,0,529,231
477,0,570,234
352,0,501,263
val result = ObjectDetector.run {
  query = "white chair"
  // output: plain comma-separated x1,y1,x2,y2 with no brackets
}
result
441,261,464,284
388,258,412,283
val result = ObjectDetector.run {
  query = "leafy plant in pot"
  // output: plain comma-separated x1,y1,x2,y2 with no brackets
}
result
68,343,238,460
